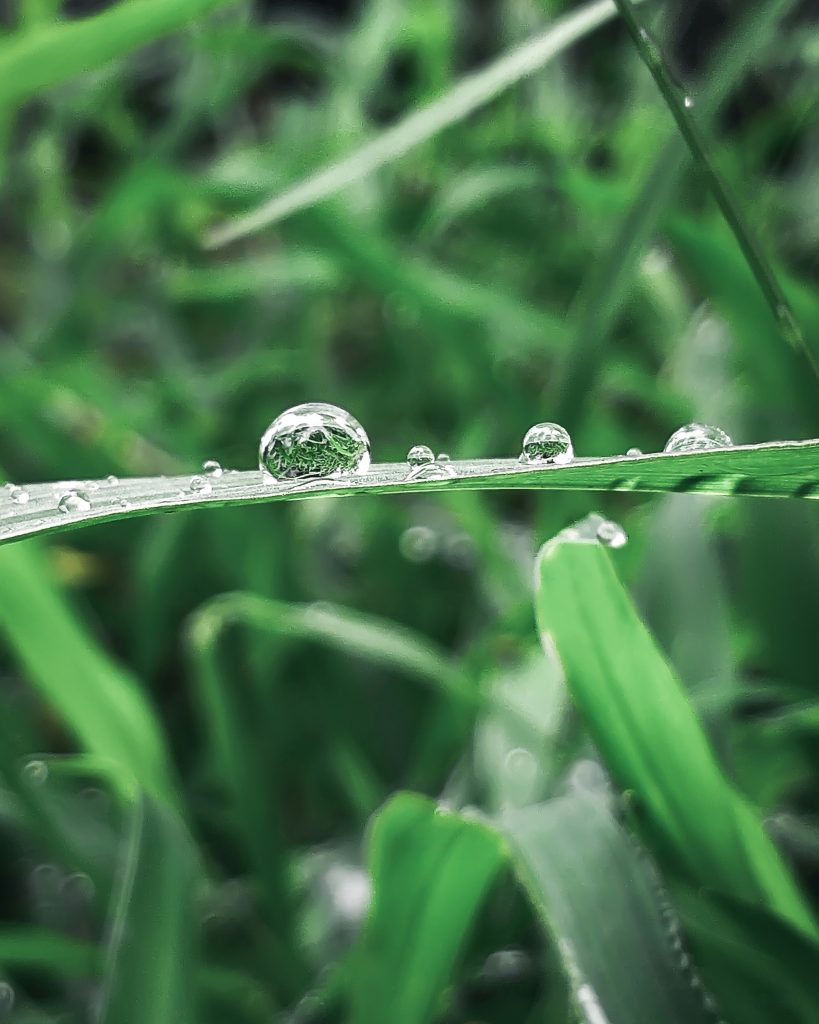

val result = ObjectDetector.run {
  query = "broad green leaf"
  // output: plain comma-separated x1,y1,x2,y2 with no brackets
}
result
0,542,176,805
0,0,235,108
98,794,198,1024
503,793,713,1024
534,531,817,940
347,793,505,1024
2,439,818,547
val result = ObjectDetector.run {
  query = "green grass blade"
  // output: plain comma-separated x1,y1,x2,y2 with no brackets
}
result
503,793,713,1024
0,543,176,804
555,0,797,422
534,529,817,939
347,793,505,1024
611,0,819,383
205,0,628,246
1,439,818,546
0,0,235,108
98,794,199,1024
0,929,99,979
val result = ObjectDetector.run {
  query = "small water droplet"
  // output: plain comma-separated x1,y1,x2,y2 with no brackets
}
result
117,498,131,510
596,519,628,548
0,982,14,1014
105,474,119,485
9,486,29,505
520,422,573,465
683,94,694,108
664,423,732,454
399,525,437,563
436,452,451,464
61,871,95,904
406,445,434,468
504,747,537,782
203,459,223,477
189,475,211,494
259,403,371,481
57,491,91,514
626,447,643,457
23,759,48,786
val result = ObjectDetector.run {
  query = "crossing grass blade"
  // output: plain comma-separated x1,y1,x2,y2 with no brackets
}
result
1,439,818,548
97,793,199,1024
0,0,235,108
533,531,818,940
0,542,176,805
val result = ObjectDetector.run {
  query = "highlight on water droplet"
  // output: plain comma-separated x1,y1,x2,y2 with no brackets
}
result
406,444,434,469
57,491,91,515
519,422,573,465
259,403,371,482
561,512,627,549
203,459,223,477
664,422,732,454
189,475,211,494
683,95,694,108
22,759,48,786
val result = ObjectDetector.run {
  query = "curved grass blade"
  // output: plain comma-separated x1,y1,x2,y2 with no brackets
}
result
534,530,817,940
0,542,177,805
97,794,199,1024
347,793,505,1024
503,793,714,1024
1,439,818,547
0,0,234,109
612,0,819,383
205,0,630,246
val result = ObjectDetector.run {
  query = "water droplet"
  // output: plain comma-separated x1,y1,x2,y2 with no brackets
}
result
203,459,223,477
23,759,48,786
406,445,434,468
189,475,211,494
9,486,29,505
436,452,451,464
683,94,694,108
504,747,537,783
596,519,628,548
117,498,131,510
0,982,14,1014
626,447,643,457
399,525,437,563
519,422,573,465
57,491,91,514
259,403,371,482
61,872,95,904
105,474,119,485
664,423,732,454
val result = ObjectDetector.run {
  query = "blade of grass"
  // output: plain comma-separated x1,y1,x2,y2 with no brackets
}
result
97,793,199,1024
554,0,798,423
612,0,819,383
534,528,817,939
1,439,818,547
0,0,236,109
0,542,177,804
205,0,634,246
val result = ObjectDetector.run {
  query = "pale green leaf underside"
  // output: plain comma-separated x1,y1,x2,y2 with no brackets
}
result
2,439,817,546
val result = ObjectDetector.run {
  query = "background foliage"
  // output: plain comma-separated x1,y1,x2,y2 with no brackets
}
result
1,0,819,1021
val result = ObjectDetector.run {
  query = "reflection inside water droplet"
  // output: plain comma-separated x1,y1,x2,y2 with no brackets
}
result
57,491,91,515
664,422,732,453
259,403,371,482
520,423,573,465
203,459,223,477
406,445,434,469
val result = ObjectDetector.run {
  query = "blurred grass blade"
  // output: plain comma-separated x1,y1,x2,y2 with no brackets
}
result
534,531,817,939
206,0,627,246
612,0,819,382
0,0,234,108
98,794,198,1024
0,543,176,804
2,440,819,547
0,929,98,979
503,793,713,1024
347,793,505,1024
556,0,797,422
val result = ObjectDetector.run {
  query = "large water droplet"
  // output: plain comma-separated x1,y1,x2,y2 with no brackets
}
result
596,519,628,548
203,459,223,477
259,403,370,482
664,423,732,454
57,491,91,514
520,423,573,465
9,486,29,505
406,445,434,469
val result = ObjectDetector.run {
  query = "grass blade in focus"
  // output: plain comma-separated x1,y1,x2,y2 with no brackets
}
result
1,440,818,547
